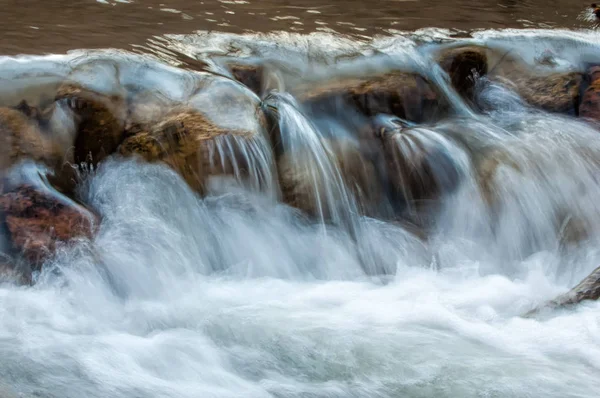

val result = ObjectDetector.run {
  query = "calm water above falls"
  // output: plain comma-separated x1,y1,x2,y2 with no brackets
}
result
1,2,600,398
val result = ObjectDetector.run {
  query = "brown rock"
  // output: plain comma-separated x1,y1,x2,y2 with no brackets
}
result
487,51,582,115
277,138,383,219
298,72,447,123
119,108,261,194
510,73,582,114
437,46,488,101
227,63,264,97
55,84,127,166
0,185,99,270
579,66,600,121
380,125,463,224
0,106,65,173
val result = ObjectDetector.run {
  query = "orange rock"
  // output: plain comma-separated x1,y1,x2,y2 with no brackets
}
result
579,66,600,121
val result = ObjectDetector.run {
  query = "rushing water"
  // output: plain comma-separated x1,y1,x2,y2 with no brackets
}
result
2,5,600,398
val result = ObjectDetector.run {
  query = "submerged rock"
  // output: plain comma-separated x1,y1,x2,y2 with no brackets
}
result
379,123,463,225
298,72,447,123
0,184,99,271
277,137,383,219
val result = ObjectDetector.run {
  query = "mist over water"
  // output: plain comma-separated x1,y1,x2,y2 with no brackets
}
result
2,25,600,398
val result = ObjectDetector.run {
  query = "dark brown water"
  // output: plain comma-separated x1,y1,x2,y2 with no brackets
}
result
0,0,595,55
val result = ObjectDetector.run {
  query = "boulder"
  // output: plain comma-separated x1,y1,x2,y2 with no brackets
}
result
0,184,99,270
277,137,383,219
486,50,582,115
579,66,600,121
297,72,447,123
437,46,488,102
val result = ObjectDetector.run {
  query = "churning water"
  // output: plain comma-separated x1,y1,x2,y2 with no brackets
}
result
1,28,600,398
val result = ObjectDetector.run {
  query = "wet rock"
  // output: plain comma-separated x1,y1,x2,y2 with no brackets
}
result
525,265,600,317
475,147,522,211
55,83,127,166
487,52,582,115
437,46,488,102
0,184,99,270
0,106,67,176
510,73,582,115
227,63,264,97
379,124,463,225
277,138,383,219
119,108,267,194
298,72,447,123
578,66,600,121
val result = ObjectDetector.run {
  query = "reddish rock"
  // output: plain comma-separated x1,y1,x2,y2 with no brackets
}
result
0,185,99,270
579,66,600,121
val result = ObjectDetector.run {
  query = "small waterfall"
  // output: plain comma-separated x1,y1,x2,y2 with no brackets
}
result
3,29,600,398
206,133,277,198
262,91,359,229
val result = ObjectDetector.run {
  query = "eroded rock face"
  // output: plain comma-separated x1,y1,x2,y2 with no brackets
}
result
298,72,447,123
0,184,99,270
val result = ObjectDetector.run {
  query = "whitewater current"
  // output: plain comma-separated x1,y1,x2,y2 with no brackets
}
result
1,28,600,397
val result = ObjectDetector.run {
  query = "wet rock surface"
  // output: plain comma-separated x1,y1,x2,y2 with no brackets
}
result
0,184,98,271
579,66,600,121
56,84,127,166
119,108,262,194
298,72,448,123
438,46,488,102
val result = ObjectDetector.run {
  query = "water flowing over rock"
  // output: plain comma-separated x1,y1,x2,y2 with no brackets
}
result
298,71,448,123
2,29,600,397
0,179,98,273
437,45,488,103
487,51,583,115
